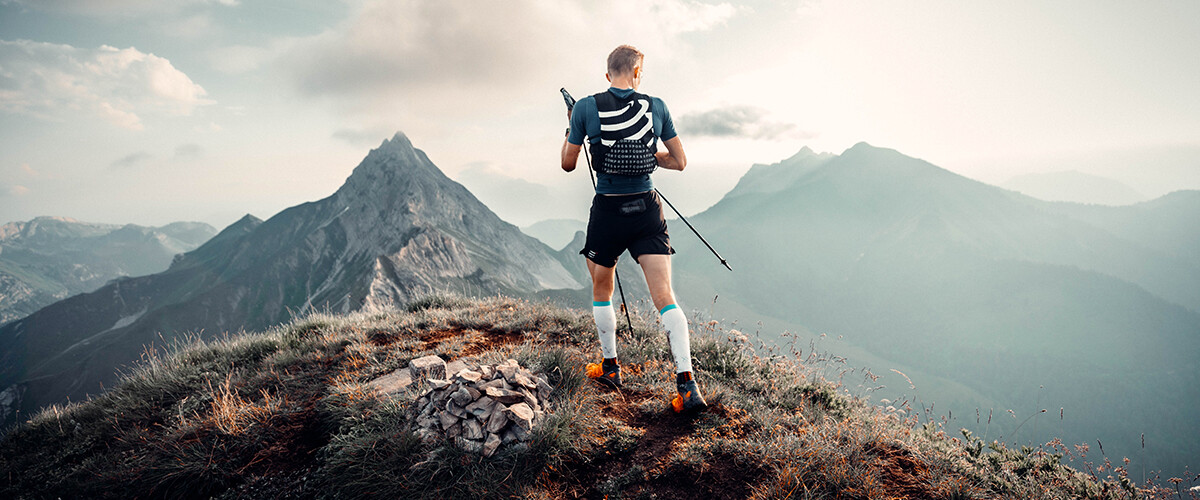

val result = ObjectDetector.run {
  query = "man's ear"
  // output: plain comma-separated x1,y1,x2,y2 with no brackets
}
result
605,72,611,82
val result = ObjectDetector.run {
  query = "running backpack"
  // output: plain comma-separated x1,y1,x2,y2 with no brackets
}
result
591,90,658,176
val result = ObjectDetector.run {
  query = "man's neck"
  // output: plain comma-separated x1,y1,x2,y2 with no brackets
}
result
608,75,636,90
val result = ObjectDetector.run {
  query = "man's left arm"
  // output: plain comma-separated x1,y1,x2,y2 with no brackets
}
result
654,99,686,171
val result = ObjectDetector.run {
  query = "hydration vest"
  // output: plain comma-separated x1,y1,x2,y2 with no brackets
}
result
591,90,658,176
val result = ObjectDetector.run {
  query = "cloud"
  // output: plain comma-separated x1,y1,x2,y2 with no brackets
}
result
2,184,30,196
332,127,394,146
678,105,813,140
174,143,204,159
0,39,213,130
275,0,737,112
110,151,153,169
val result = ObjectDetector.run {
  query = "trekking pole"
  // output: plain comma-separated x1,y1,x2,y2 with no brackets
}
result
653,189,732,271
562,88,635,335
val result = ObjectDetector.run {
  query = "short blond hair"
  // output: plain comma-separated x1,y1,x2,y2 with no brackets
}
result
607,45,644,77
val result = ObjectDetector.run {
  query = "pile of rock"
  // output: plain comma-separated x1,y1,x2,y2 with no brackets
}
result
409,356,553,457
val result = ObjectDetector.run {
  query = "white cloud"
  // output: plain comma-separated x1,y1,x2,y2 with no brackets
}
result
3,184,29,196
0,40,213,130
276,0,737,116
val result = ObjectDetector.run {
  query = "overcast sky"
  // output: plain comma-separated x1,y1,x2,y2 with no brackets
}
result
2,0,1198,228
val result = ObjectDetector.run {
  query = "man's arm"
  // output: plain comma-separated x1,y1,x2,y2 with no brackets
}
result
561,139,581,172
655,136,687,171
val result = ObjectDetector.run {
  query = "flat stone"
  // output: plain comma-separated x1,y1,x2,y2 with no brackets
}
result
486,407,509,433
485,386,525,404
482,432,502,457
457,437,482,453
438,410,458,430
505,403,535,431
513,372,537,390
451,387,473,407
417,415,438,429
409,355,446,380
454,369,482,384
479,378,506,390
535,376,553,400
446,421,462,439
465,396,495,419
498,364,518,382
479,365,495,380
465,386,481,400
428,378,451,390
510,424,529,442
446,399,467,419
367,367,413,394
463,418,485,440
445,359,471,377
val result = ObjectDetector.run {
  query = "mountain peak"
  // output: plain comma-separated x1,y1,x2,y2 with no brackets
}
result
380,131,414,152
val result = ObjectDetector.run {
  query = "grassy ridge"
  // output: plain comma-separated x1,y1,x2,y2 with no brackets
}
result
0,295,1190,499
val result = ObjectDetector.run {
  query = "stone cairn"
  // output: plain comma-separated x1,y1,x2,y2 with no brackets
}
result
408,355,553,457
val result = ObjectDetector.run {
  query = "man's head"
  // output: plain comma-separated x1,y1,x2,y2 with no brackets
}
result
606,45,644,88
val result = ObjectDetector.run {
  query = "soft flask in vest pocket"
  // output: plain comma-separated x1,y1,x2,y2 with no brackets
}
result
592,91,658,176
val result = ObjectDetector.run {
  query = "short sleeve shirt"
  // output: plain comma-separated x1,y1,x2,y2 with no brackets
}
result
568,88,677,195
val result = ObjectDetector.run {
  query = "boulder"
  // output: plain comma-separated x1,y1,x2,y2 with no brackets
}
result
463,418,485,440
505,403,535,431
482,432,502,457
409,355,446,380
485,386,525,404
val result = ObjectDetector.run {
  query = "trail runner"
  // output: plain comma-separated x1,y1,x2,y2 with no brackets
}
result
560,44,707,413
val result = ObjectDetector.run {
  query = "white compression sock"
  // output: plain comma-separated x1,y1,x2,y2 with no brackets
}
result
593,301,617,359
660,304,692,373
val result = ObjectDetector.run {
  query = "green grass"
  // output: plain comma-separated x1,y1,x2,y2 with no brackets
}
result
0,294,1191,499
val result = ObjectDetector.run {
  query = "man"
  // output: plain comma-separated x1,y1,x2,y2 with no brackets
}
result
560,44,706,413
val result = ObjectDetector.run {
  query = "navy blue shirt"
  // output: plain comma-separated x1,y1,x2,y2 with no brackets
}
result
568,88,677,194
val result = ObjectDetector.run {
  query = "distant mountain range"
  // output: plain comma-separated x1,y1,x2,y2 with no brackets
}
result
667,143,1199,475
3,135,1196,475
521,218,586,250
0,133,580,427
1002,170,1147,205
0,217,216,324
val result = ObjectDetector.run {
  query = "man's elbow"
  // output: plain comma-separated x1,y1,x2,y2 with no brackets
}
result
674,157,687,171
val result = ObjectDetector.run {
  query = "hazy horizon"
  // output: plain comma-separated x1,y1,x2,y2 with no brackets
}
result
2,0,1198,229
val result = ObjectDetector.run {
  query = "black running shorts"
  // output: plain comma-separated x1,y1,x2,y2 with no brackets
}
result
580,190,675,268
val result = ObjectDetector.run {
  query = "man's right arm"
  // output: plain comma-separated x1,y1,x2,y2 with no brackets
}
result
562,98,590,172
561,139,581,172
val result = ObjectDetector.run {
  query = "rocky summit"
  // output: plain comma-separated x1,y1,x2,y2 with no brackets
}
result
0,132,581,427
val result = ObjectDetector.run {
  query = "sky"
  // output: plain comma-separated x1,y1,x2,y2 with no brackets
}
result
2,0,1198,229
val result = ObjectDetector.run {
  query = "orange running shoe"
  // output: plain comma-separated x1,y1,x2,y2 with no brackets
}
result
672,379,707,413
586,359,622,388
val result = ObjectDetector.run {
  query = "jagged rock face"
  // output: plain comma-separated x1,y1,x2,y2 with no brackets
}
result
0,132,581,426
